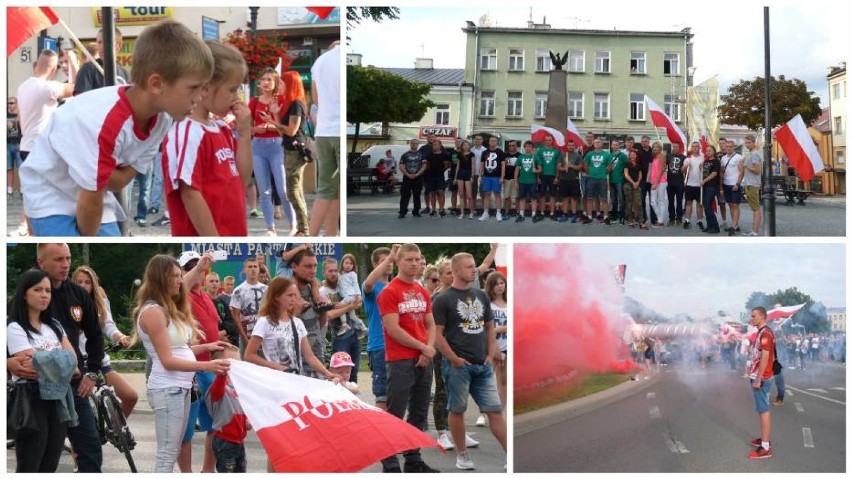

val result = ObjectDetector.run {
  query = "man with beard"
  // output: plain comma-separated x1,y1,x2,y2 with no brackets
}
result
289,248,333,377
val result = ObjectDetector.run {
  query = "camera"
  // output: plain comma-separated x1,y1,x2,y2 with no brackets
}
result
291,139,314,163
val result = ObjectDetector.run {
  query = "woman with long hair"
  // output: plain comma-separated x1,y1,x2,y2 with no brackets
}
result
7,269,78,472
485,271,508,410
134,254,229,472
250,67,295,236
701,144,722,234
454,140,475,219
72,266,139,418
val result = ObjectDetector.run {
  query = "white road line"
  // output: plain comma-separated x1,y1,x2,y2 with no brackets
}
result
795,402,805,413
787,386,846,405
674,440,690,454
664,435,679,453
647,392,656,400
830,387,845,391
803,427,814,448
807,388,828,394
787,390,794,397
649,406,662,419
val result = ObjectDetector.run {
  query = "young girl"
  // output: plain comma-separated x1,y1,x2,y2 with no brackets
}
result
135,254,230,472
72,265,139,418
649,147,669,227
454,140,474,219
624,149,643,228
162,41,253,236
328,351,360,395
485,272,508,412
337,253,368,337
7,269,78,472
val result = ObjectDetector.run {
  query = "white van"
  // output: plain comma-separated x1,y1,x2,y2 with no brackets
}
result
355,144,417,182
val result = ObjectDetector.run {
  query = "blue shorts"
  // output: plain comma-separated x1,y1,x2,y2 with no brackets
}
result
723,184,742,204
518,182,538,200
368,350,388,404
182,371,215,443
7,143,21,170
481,176,502,194
29,215,120,237
442,360,502,414
751,377,773,413
586,177,608,200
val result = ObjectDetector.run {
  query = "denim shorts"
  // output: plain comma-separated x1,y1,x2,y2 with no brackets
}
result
212,436,247,473
182,371,215,443
368,350,388,403
480,176,502,194
586,177,608,200
29,215,120,237
751,377,773,413
442,360,502,414
518,182,537,200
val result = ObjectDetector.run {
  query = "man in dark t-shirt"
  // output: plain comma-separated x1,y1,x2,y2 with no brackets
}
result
433,252,506,470
636,135,656,225
666,142,686,225
423,141,450,216
502,140,520,217
398,139,427,218
479,136,506,221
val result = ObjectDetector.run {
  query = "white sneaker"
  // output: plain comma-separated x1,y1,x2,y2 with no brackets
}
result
437,432,454,450
496,211,503,221
468,212,475,219
458,213,464,220
16,222,29,236
478,212,489,221
456,451,475,470
465,434,480,448
266,229,277,237
475,415,487,427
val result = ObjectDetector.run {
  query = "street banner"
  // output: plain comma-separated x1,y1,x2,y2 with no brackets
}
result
773,114,824,181
226,360,440,472
646,95,687,147
686,76,721,149
7,7,59,56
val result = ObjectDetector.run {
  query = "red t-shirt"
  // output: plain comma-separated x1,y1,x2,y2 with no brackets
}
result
748,326,775,380
189,289,220,361
377,277,431,362
249,96,285,139
162,118,247,236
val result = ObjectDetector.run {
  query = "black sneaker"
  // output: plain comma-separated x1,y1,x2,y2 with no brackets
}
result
532,214,543,223
698,221,705,231
683,220,690,230
147,207,159,215
439,210,446,217
516,215,525,223
420,208,431,215
383,467,402,473
403,461,441,473
398,212,407,219
430,210,437,217
413,212,422,218
151,215,171,227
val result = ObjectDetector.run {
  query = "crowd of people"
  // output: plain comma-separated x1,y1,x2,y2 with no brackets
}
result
385,130,766,235
7,19,341,237
7,242,508,472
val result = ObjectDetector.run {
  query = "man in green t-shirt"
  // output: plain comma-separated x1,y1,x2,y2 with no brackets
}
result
582,138,613,223
607,139,628,225
533,135,562,222
514,140,540,222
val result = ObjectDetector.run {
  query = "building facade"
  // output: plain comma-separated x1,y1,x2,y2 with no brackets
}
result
827,307,846,333
827,63,846,194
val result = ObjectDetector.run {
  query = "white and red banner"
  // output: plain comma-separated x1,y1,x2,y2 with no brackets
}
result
531,123,566,151
565,117,585,149
773,114,825,182
645,95,687,148
226,360,440,472
766,303,806,322
7,7,60,56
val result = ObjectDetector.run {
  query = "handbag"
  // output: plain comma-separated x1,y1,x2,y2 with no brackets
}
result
7,381,40,433
190,376,202,403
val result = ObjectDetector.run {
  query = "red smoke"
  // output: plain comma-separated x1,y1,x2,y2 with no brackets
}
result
514,245,641,392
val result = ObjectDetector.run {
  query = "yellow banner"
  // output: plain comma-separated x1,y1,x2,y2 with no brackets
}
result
92,7,173,27
74,37,135,72
686,76,721,145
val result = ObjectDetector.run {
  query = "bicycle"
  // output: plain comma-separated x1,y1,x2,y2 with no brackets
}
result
89,343,138,473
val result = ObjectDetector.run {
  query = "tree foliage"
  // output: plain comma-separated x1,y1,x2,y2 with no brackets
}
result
718,75,822,131
347,65,435,152
744,286,829,334
342,243,493,285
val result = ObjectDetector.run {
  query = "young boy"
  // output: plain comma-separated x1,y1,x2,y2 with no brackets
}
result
206,347,249,473
19,20,213,236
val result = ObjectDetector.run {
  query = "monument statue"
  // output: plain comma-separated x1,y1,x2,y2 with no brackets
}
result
549,50,570,71
544,50,569,133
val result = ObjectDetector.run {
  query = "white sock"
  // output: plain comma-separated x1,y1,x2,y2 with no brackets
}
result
761,441,770,450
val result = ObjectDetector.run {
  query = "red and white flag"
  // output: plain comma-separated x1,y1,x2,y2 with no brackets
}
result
565,117,585,150
7,7,60,56
306,7,336,19
531,123,566,151
766,303,805,322
226,360,440,472
773,114,825,182
645,95,687,148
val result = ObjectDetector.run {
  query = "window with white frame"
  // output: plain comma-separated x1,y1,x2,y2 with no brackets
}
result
594,93,610,119
568,50,585,72
629,94,645,120
508,48,524,71
835,116,843,134
834,83,842,99
664,95,681,122
534,91,547,118
535,49,552,71
595,51,611,73
836,150,845,164
479,90,495,117
507,91,523,117
663,53,679,75
480,47,497,70
630,51,646,74
567,91,584,118
435,104,450,125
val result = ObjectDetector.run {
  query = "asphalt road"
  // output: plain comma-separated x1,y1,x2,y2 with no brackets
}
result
7,370,507,473
346,192,846,237
514,361,845,472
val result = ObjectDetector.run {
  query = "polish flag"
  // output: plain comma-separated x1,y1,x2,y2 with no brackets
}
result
766,303,805,322
645,95,686,148
226,360,440,472
306,7,336,19
565,117,585,150
773,114,825,182
7,7,60,56
531,123,566,151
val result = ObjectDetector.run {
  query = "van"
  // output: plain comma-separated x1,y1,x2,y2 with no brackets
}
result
355,144,418,182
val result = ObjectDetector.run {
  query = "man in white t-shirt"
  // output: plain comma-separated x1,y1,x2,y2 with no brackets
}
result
17,50,78,158
309,42,340,237
470,134,487,212
680,141,705,230
720,140,744,235
230,257,268,354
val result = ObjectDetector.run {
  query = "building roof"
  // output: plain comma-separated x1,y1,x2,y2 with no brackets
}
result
462,25,692,39
827,64,846,79
380,67,466,86
812,107,832,133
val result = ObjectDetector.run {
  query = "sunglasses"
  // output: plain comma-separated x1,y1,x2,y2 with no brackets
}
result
429,278,440,283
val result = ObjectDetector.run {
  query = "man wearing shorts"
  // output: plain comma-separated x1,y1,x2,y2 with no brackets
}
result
583,138,613,223
533,135,561,222
478,136,505,221
502,140,520,217
514,140,539,222
607,139,627,225
747,307,775,459
557,139,582,222
720,139,744,235
741,135,763,236
423,140,450,217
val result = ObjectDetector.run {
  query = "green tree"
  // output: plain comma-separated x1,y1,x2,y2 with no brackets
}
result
744,286,829,334
718,75,821,130
347,65,435,153
346,7,400,41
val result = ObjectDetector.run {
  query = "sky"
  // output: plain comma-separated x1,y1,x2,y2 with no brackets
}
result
516,243,845,318
349,1,850,106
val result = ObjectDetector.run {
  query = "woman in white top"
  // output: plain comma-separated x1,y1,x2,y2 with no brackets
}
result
7,268,77,472
134,254,230,473
72,265,138,418
485,271,508,411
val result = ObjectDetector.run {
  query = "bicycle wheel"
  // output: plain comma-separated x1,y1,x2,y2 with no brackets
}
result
101,393,138,473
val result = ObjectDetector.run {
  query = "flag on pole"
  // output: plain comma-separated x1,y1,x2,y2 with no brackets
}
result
773,114,825,182
531,123,566,151
766,303,806,322
565,117,585,149
306,7,335,19
226,360,440,472
645,95,687,147
7,7,60,56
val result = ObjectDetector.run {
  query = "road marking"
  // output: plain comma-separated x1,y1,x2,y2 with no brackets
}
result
663,434,690,454
803,428,814,448
647,392,656,400
665,435,679,453
675,440,690,454
807,388,828,394
787,386,846,405
787,390,794,396
795,402,804,413
649,406,662,419
831,387,845,391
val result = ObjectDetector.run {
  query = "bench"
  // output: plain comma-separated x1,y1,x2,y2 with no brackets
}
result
347,168,394,195
770,176,812,205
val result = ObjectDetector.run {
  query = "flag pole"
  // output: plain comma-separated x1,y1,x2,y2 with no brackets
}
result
55,18,104,76
761,6,776,236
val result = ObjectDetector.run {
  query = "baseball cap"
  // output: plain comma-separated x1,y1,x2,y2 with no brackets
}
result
177,251,202,269
330,352,355,368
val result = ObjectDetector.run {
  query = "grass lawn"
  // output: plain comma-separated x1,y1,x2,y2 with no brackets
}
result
515,373,632,415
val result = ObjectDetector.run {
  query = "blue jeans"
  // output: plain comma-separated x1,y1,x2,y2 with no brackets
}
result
147,152,164,210
212,436,246,473
67,391,103,472
252,137,295,229
368,350,388,403
702,183,720,231
133,166,151,220
183,372,215,442
30,215,120,237
751,377,773,413
774,370,785,400
149,386,191,473
332,331,361,383
609,182,624,219
442,360,503,414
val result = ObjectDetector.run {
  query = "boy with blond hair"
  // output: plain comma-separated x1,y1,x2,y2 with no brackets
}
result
20,20,213,236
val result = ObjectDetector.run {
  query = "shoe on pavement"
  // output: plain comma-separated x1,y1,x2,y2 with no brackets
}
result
746,231,760,236
437,432,454,450
516,215,525,222
455,451,475,470
749,438,763,447
496,211,503,221
249,209,263,218
698,221,705,231
413,212,422,218
479,212,489,221
398,212,407,219
147,207,159,214
468,213,475,219
439,209,447,217
134,218,147,227
458,213,465,220
772,398,783,406
383,467,402,473
475,415,487,427
683,221,690,230
151,215,170,227
403,460,441,473
748,446,773,459
465,434,480,448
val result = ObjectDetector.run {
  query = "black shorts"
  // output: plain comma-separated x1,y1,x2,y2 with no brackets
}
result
538,175,557,196
424,177,446,193
558,179,581,199
684,185,701,202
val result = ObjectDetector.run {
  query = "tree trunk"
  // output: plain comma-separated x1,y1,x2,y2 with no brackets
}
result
351,122,361,155
82,243,90,265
